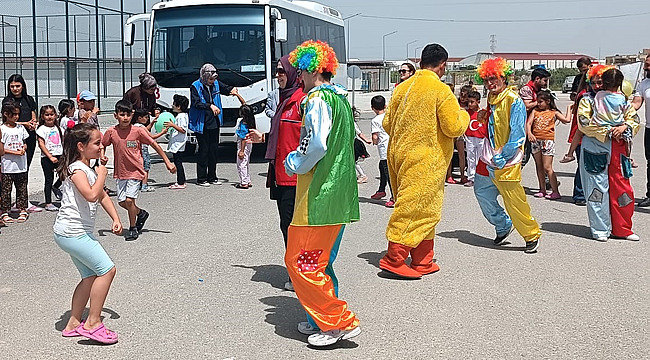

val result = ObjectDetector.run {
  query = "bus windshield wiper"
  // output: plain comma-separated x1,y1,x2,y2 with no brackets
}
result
219,68,254,83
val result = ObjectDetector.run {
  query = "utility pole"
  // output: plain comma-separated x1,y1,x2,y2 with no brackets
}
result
490,34,497,54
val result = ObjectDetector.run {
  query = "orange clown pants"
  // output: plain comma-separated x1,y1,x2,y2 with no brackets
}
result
285,224,360,332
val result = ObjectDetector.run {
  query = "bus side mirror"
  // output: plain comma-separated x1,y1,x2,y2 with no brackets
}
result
275,19,287,43
124,23,135,46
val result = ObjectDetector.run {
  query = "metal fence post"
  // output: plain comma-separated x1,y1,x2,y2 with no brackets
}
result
120,0,126,95
94,0,100,108
65,0,71,98
32,0,38,105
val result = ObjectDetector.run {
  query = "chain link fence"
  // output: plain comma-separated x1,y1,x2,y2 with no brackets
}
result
0,0,154,109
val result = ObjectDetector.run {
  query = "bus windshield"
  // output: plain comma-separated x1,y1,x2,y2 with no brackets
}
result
152,5,266,88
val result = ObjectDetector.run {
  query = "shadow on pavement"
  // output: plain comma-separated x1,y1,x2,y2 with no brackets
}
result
232,264,287,290
357,251,385,269
437,230,524,251
258,295,308,343
540,222,592,239
55,307,120,331
258,296,359,349
358,196,390,207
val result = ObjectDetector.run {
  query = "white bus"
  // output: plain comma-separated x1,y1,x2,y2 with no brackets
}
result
125,0,347,145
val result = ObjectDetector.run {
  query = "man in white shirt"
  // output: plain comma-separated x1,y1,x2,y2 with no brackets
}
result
632,56,650,207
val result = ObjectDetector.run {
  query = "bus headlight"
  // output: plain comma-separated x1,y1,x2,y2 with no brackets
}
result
249,100,266,115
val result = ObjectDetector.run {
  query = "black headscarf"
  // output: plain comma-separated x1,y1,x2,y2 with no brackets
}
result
265,55,301,161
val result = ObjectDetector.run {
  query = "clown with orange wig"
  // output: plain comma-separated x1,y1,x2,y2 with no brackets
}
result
575,64,640,241
473,57,542,253
282,40,361,347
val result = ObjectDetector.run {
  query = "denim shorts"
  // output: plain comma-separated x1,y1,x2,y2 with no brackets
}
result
142,146,151,171
54,233,115,278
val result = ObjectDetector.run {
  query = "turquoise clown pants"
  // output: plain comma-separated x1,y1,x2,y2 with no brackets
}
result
579,136,634,239
473,164,542,242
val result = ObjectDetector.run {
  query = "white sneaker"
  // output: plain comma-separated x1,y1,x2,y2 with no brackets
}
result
596,236,609,242
297,322,319,335
626,233,640,241
307,326,361,347
211,180,223,185
284,281,294,291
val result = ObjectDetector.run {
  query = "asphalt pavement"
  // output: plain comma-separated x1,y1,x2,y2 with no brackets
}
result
1,93,649,359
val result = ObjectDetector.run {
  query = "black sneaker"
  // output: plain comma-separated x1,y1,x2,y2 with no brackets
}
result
494,226,514,246
125,228,139,241
104,187,117,197
637,197,650,207
574,199,587,206
135,209,149,233
53,187,63,201
524,240,539,253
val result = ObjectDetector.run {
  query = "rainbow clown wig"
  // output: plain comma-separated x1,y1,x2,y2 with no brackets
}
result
289,40,339,75
475,57,514,84
586,64,614,83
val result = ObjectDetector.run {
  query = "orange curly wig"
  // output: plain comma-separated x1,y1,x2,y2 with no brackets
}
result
586,64,614,83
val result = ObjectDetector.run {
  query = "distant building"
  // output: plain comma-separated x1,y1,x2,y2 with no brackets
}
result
457,52,595,70
408,53,593,70
606,49,650,66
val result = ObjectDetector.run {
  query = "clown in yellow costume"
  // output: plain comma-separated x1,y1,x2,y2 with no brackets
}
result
472,57,542,253
380,44,469,279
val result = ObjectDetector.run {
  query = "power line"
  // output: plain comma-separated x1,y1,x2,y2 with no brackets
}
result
359,11,650,23
335,0,634,8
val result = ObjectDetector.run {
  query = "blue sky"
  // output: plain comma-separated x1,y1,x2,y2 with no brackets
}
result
2,0,646,60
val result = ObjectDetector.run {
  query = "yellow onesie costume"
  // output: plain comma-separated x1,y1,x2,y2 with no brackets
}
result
380,69,469,278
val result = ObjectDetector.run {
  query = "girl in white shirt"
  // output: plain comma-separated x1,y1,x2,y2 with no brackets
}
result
53,123,123,344
1,100,30,224
58,99,77,130
36,105,64,211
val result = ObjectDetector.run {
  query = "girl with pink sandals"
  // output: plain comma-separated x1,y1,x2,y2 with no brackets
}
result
53,123,123,344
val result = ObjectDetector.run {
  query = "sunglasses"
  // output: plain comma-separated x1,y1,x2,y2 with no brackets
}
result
276,68,286,75
398,69,410,74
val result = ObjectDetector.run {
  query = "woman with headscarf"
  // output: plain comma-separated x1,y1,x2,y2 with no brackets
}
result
189,63,239,186
123,73,158,114
249,55,305,291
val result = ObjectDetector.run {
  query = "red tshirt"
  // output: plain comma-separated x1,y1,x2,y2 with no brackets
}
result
101,125,155,180
464,109,487,138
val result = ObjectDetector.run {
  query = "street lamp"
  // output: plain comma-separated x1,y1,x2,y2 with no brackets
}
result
415,46,423,60
382,30,397,63
406,40,417,60
343,12,361,62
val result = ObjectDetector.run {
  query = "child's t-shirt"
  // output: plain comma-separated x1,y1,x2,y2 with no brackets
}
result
235,121,249,140
133,123,151,151
1,124,29,173
36,125,64,157
53,160,98,237
167,113,189,153
531,109,556,140
370,113,388,160
101,125,155,180
464,110,487,138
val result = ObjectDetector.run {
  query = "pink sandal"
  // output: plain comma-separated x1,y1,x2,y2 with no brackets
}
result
61,321,85,337
546,192,561,200
533,191,547,198
76,323,118,344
